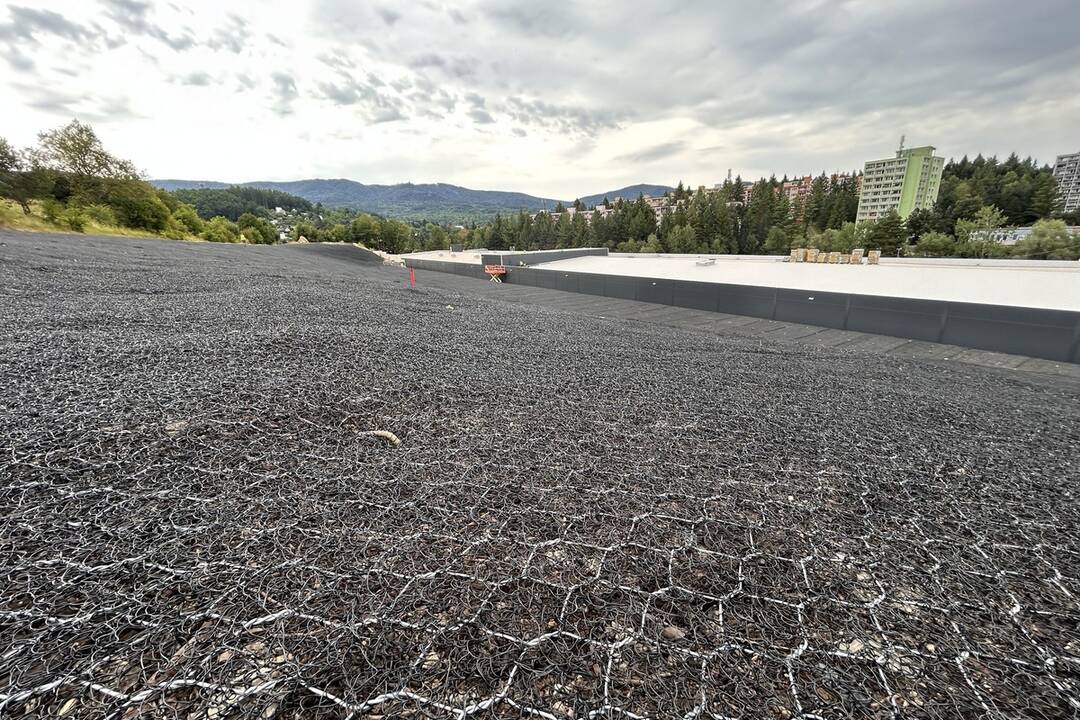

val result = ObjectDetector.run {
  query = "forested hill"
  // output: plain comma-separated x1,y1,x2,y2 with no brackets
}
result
577,184,675,207
152,179,562,221
169,186,312,221
151,179,675,222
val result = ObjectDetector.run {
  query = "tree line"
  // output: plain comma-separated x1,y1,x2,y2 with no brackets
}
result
172,186,312,221
461,156,1079,260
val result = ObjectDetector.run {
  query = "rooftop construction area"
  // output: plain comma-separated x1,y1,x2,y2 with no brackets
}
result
408,250,1080,311
2,231,1079,718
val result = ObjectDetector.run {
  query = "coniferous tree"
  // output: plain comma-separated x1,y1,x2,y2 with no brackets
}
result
865,210,906,256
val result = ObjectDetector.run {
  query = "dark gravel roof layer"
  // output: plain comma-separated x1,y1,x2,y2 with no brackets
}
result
1,231,1077,719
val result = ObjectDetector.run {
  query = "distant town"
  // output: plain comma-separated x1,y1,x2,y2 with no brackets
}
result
536,140,1080,240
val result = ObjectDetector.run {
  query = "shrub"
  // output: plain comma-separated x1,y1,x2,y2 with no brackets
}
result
162,218,188,240
155,188,179,212
914,231,955,257
237,212,277,244
321,224,349,243
83,203,118,226
0,201,16,227
104,179,171,231
201,216,241,243
61,207,88,232
172,203,204,234
42,198,64,224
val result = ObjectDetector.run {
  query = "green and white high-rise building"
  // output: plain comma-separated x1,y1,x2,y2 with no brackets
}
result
856,141,944,222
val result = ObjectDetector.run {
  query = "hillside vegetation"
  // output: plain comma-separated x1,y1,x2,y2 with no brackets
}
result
463,159,1079,260
154,178,568,223
171,186,312,221
0,121,436,253
152,178,676,223
0,121,297,245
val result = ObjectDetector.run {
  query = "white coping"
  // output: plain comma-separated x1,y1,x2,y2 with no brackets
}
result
406,250,489,265
536,254,1080,311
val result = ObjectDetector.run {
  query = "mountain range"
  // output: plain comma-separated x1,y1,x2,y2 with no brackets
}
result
150,179,674,222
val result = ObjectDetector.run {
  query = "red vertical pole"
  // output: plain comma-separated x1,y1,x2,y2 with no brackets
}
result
408,267,416,288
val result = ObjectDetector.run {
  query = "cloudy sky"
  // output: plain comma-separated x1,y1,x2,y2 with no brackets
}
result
2,0,1079,199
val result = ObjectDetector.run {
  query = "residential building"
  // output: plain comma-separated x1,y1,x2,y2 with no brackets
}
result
972,225,1080,246
530,203,616,225
640,194,667,224
782,175,814,207
741,181,756,204
856,142,944,222
781,172,859,220
1053,151,1080,212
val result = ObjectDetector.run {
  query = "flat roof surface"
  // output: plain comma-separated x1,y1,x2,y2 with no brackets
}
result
534,254,1080,311
4,231,1079,718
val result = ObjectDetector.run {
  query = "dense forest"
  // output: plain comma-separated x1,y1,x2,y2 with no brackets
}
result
172,186,312,221
461,155,1078,259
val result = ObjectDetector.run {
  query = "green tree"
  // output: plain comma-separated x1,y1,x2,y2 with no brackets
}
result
627,197,657,243
104,179,171,231
61,205,88,232
905,208,944,244
349,213,381,246
1013,219,1080,260
31,120,139,201
955,204,1007,257
1029,174,1059,220
813,223,863,253
555,213,573,249
803,175,828,233
291,221,317,242
237,212,276,244
741,179,779,253
173,203,204,234
667,224,697,253
914,231,956,257
376,218,411,254
32,120,139,179
0,139,53,214
640,233,662,253
764,226,790,255
570,213,590,248
966,205,1007,235
202,216,241,243
423,223,449,251
864,210,906,256
0,137,16,174
321,224,350,243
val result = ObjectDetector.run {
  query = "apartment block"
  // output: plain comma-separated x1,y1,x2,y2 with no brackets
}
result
856,143,944,222
1053,151,1080,213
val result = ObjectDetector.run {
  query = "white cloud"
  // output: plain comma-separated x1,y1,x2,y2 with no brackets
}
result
1,0,1078,198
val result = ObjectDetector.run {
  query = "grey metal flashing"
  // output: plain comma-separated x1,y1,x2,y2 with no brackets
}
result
401,258,1080,363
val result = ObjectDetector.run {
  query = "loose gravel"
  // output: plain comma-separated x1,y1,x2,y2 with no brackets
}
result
1,231,1077,719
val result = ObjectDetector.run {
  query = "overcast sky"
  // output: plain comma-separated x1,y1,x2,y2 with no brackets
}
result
2,0,1079,199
